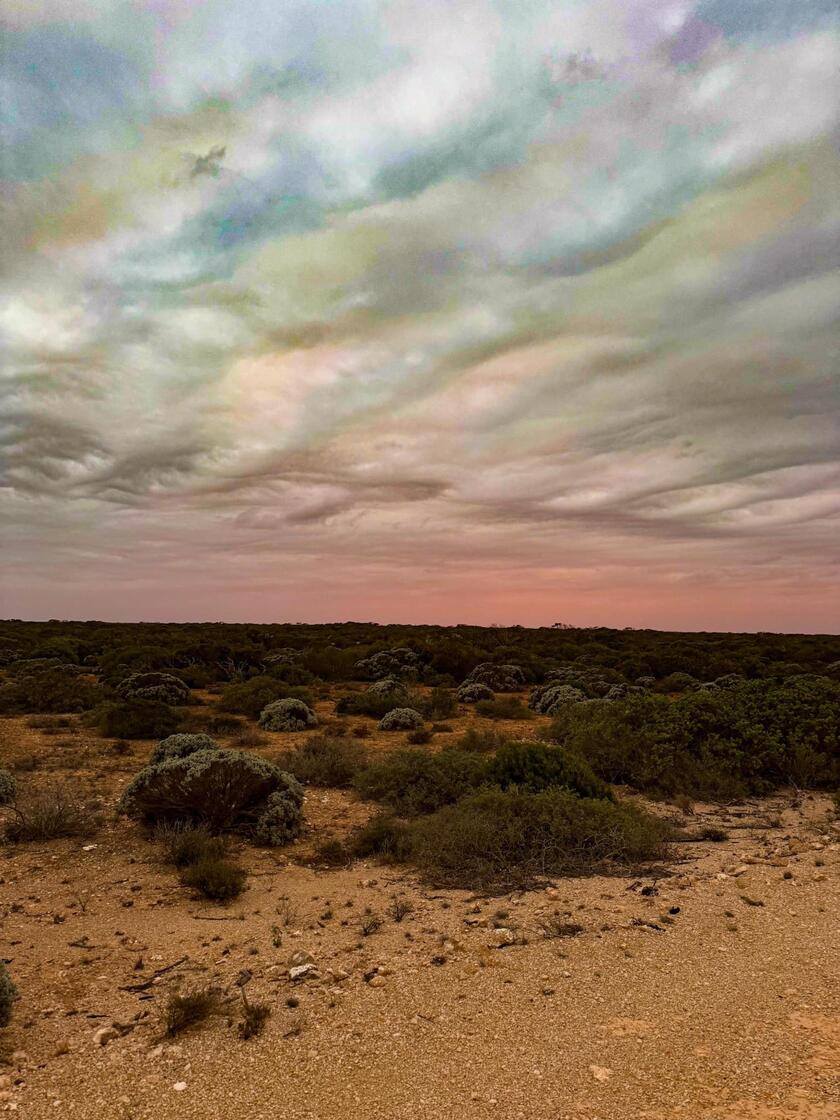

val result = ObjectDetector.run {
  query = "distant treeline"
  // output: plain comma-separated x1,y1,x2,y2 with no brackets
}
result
0,619,837,685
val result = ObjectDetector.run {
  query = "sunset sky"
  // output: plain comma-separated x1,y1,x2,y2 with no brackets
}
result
1,0,839,630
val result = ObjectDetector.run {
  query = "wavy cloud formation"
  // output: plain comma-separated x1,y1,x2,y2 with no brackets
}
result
1,0,839,628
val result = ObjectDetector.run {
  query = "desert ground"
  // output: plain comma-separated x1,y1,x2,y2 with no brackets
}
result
1,687,838,1120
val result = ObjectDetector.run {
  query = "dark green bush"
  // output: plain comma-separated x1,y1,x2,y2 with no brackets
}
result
421,687,458,720
94,699,180,740
274,735,367,788
156,822,228,868
0,962,17,1027
219,676,314,719
0,668,103,715
405,787,672,888
336,687,416,718
475,697,533,721
550,677,840,797
180,856,246,901
452,727,513,753
349,813,413,859
486,741,613,800
0,768,17,806
354,748,487,816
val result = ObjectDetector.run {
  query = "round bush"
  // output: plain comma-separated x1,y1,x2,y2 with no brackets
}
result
96,699,180,740
0,768,17,807
118,748,304,841
456,682,494,704
379,707,424,731
151,734,220,766
253,780,305,845
0,962,17,1028
258,698,318,732
529,683,586,715
463,663,526,692
116,672,190,705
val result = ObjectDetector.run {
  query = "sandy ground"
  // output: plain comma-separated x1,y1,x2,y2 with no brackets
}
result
0,708,838,1120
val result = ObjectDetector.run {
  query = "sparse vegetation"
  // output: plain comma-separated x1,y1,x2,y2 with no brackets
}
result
3,784,98,843
0,768,17,806
275,735,367,787
0,962,17,1027
163,987,221,1035
180,856,246,901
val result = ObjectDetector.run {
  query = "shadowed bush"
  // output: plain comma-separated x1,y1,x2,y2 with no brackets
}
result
219,676,314,719
354,748,486,816
0,962,17,1027
549,676,840,798
94,699,181,740
0,769,17,806
156,822,228,867
274,735,367,788
163,987,222,1035
180,856,246,901
486,741,613,801
118,748,304,843
0,668,103,715
405,787,672,888
475,697,533,721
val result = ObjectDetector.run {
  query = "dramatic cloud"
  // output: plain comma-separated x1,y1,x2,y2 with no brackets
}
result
1,0,839,629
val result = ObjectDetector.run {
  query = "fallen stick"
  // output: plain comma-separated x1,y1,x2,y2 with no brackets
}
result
119,955,188,992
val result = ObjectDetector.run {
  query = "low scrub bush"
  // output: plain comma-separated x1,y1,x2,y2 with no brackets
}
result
486,741,613,801
163,987,221,1036
379,707,424,731
275,735,367,787
156,822,228,868
0,768,17,806
475,697,532,721
3,785,97,843
94,699,180,740
405,787,672,889
453,727,513,753
549,677,840,798
118,748,304,844
0,962,17,1027
150,733,219,765
116,672,190,705
354,748,486,816
180,856,246,901
420,687,458,720
258,697,318,732
219,676,314,719
0,668,103,715
349,813,412,860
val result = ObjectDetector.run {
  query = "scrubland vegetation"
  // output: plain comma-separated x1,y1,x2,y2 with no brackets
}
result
0,617,837,1057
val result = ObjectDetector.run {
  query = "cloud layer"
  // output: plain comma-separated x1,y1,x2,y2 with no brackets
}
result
2,0,839,629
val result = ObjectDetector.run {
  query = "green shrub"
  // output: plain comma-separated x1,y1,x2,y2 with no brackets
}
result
549,677,840,797
407,728,433,745
275,736,367,787
354,748,486,816
0,962,17,1027
349,813,412,859
475,697,532,721
156,822,227,867
421,687,458,720
406,787,672,888
336,688,416,718
219,676,314,719
0,668,103,715
453,727,513,753
180,857,246,901
0,768,17,806
94,699,180,740
486,741,613,800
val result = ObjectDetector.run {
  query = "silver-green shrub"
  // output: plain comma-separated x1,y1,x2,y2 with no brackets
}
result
258,698,317,732
150,734,219,766
379,707,424,731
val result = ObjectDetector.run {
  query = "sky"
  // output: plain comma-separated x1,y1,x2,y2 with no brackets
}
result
1,0,839,631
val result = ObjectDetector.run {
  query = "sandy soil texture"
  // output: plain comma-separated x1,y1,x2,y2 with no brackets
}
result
0,714,838,1120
